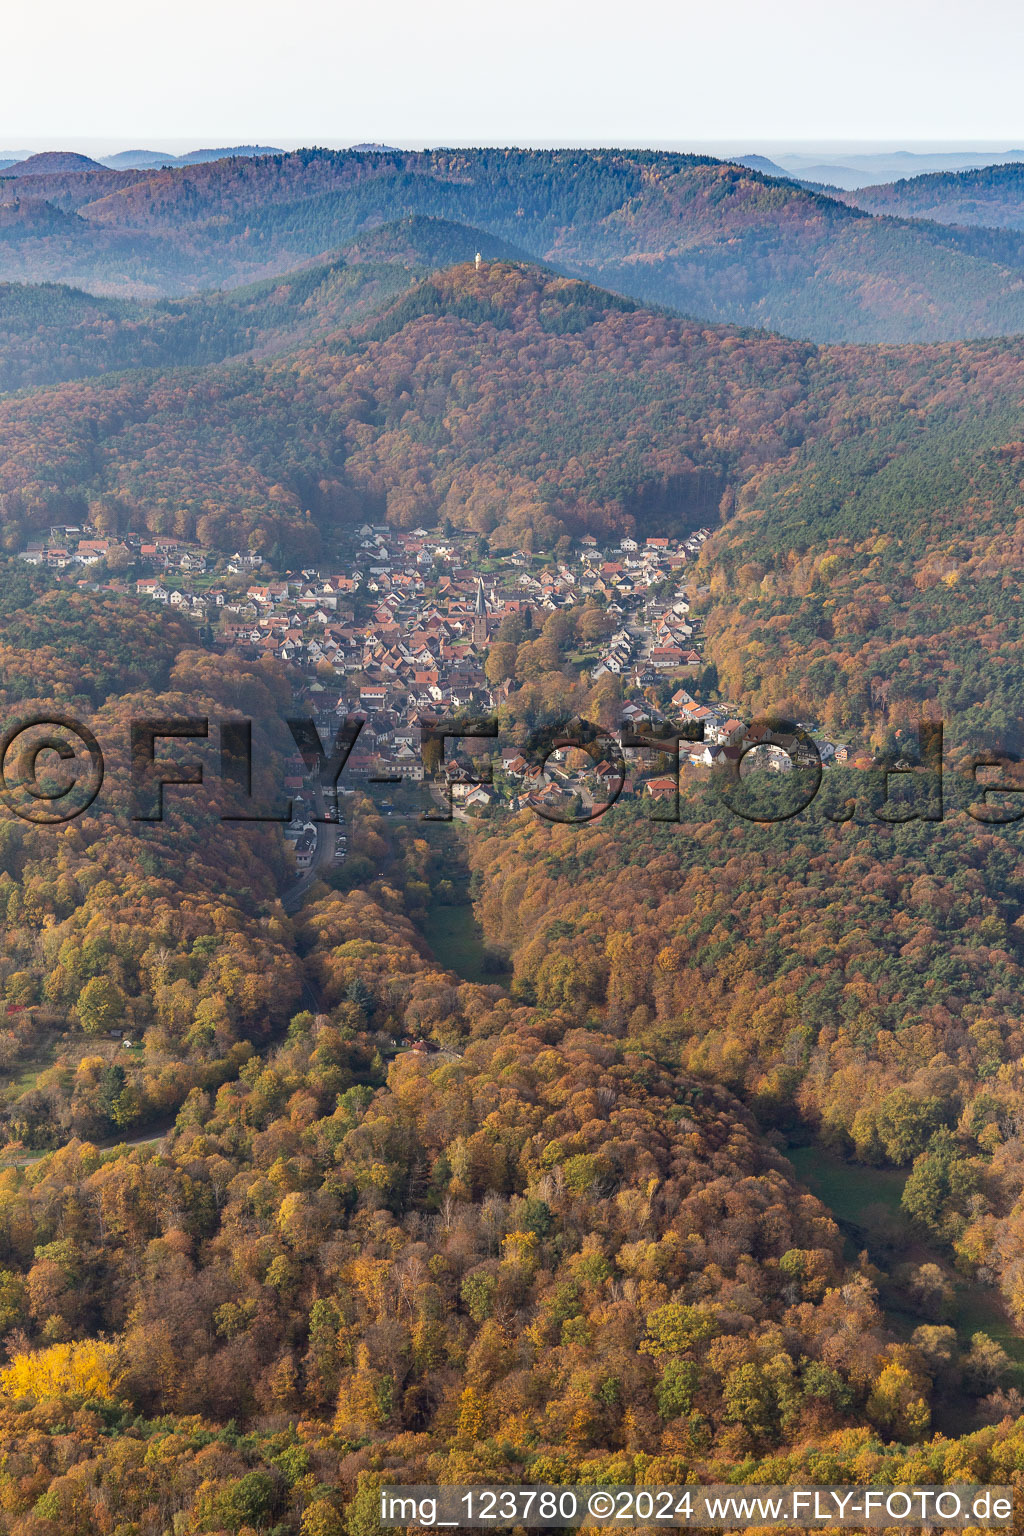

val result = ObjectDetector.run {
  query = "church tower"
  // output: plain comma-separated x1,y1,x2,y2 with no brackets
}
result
473,577,488,646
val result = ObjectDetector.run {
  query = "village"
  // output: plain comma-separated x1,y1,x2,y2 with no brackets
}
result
19,521,857,831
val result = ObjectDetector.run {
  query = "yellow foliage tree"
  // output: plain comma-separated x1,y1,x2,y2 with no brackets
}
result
0,1338,121,1402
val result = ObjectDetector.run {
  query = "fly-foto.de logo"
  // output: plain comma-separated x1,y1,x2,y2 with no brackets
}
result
0,711,1021,828
0,711,462,826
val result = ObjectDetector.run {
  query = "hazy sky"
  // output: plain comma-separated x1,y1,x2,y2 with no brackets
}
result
3,0,1023,148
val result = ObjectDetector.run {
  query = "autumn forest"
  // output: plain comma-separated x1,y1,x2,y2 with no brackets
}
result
2,142,1024,1535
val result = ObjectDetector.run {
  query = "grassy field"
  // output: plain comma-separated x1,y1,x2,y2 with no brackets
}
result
787,1144,906,1225
10,1057,49,1094
422,903,505,986
788,1143,1024,1365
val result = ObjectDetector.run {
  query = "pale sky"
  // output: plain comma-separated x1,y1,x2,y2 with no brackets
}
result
2,0,1022,148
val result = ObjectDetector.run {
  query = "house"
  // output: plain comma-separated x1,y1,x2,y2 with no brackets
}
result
464,785,494,810
690,743,725,768
294,830,317,870
682,705,715,726
591,760,624,788
712,718,747,747
136,578,169,602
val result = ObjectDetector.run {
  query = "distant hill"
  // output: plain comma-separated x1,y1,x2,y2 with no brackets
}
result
101,149,181,169
70,148,1024,340
790,162,867,188
0,216,529,391
777,147,1024,189
342,215,536,267
101,146,284,170
175,145,282,164
1,151,106,177
845,160,1024,230
733,154,793,180
0,257,392,392
5,148,1024,338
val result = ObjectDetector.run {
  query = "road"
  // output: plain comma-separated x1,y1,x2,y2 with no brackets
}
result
281,778,341,915
1,1127,170,1168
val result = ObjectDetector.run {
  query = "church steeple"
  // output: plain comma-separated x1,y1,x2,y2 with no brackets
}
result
473,578,488,645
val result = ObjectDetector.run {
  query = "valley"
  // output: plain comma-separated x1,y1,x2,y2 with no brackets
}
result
2,136,1024,1529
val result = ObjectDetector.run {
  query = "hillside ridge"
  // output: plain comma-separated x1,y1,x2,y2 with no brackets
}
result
2,146,1024,338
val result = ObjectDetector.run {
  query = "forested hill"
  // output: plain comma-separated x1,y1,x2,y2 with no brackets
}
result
0,219,532,393
8,255,1024,758
0,261,821,558
8,146,1024,339
846,162,1024,230
8,257,1024,561
6,258,1024,568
